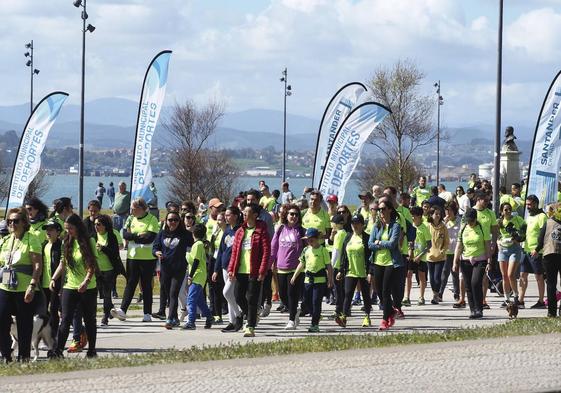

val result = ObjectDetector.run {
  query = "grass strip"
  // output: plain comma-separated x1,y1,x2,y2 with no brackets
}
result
2,317,561,377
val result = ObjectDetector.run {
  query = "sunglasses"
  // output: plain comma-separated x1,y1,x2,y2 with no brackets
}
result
167,218,180,223
185,215,195,219
288,212,299,216
7,219,21,225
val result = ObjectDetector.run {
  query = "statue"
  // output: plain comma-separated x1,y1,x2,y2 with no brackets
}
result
503,126,519,152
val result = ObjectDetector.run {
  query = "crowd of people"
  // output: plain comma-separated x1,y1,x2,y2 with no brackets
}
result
1,175,561,362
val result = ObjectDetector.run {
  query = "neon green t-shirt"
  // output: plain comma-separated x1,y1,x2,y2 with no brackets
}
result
302,209,330,243
498,216,525,249
260,195,277,212
96,229,123,272
126,213,159,260
332,229,347,270
64,238,98,290
397,205,412,255
205,217,217,241
346,233,366,277
0,232,42,293
413,222,431,262
299,245,330,284
30,220,47,246
374,226,393,267
42,242,53,289
524,212,548,252
475,208,497,240
188,240,207,287
461,224,489,258
413,186,430,207
500,194,520,211
238,227,255,274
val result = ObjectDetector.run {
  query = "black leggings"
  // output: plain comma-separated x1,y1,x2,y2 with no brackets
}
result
44,286,61,339
440,254,460,298
543,254,561,317
121,259,156,315
97,270,115,318
372,264,397,321
278,272,304,321
343,276,371,316
460,260,486,312
208,259,225,317
260,270,273,306
234,274,261,328
57,288,97,353
333,268,344,315
159,266,186,320
392,264,407,310
0,290,35,361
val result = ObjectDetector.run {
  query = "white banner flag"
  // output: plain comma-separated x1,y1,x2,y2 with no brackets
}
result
527,71,561,208
6,92,69,210
318,102,390,202
312,82,368,189
131,50,172,202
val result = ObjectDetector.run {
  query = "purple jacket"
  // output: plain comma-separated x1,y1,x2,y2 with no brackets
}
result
270,224,306,271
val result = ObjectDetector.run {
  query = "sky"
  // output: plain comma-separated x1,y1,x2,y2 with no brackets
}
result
1,0,561,130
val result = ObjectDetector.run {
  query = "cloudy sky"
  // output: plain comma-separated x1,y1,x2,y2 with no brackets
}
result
1,0,560,129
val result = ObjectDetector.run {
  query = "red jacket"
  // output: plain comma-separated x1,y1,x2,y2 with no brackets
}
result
228,220,270,278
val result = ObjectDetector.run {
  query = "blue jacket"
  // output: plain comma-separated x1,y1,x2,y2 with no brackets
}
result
368,219,404,268
152,228,193,272
215,224,240,272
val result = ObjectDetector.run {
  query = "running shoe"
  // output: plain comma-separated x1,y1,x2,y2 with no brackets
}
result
307,325,320,333
285,320,296,330
452,301,466,308
431,298,439,305
204,316,214,329
378,320,389,331
214,316,223,325
165,319,174,330
418,297,425,306
472,310,483,319
182,322,196,330
482,302,490,310
517,300,525,309
393,307,405,319
500,301,507,308
221,323,236,332
152,312,167,321
530,300,546,309
361,315,371,327
110,308,127,321
402,298,411,307
243,327,255,337
276,304,285,312
260,303,272,318
335,314,347,328
142,314,152,322
234,316,244,331
67,340,83,353
388,314,395,328
100,317,109,326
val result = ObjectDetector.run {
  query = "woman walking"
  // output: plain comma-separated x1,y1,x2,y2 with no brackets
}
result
427,205,449,304
152,211,193,329
369,200,402,331
453,208,491,319
537,203,561,317
50,214,98,358
0,208,42,362
270,204,306,330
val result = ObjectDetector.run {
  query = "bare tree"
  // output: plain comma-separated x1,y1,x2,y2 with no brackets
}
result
164,100,239,203
25,169,50,201
366,60,436,191
358,159,421,194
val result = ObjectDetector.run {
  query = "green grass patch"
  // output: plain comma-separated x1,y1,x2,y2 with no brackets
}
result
2,317,561,376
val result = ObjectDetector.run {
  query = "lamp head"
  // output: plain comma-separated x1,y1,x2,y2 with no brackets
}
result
34,69,40,75
73,0,82,7
86,24,96,33
26,60,32,67
287,85,291,91
25,43,32,49
24,52,30,57
280,77,285,82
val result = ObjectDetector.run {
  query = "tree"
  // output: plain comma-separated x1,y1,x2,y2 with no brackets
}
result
366,60,436,191
357,159,421,193
25,169,50,201
164,100,239,203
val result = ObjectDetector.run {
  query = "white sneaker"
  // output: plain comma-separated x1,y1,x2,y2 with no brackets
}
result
110,308,127,321
142,314,152,322
260,303,272,318
285,320,296,330
179,309,187,322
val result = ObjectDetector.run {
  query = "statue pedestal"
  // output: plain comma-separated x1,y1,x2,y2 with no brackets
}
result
500,149,521,189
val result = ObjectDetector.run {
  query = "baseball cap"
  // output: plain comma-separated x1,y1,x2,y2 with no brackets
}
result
42,219,62,232
358,192,374,200
326,194,338,204
351,215,365,225
331,214,345,225
208,198,224,208
304,227,320,239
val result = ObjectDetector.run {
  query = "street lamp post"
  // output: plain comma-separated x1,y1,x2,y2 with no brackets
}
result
280,68,292,182
24,40,40,115
73,0,95,217
434,81,443,185
493,0,504,215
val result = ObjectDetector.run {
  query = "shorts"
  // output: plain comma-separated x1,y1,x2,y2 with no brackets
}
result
497,245,522,264
520,253,543,275
407,259,428,273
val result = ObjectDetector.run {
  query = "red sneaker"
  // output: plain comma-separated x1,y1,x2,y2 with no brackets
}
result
379,319,390,331
388,314,395,327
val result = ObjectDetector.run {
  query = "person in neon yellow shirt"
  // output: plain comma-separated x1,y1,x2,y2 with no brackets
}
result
412,176,431,207
49,214,98,358
41,219,63,336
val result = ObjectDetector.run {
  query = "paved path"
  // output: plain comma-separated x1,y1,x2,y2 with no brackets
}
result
4,333,561,392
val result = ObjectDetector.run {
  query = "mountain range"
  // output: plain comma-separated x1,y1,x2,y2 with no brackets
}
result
0,97,534,152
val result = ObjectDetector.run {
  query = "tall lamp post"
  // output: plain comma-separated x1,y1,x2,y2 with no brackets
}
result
24,41,40,115
280,68,292,182
73,0,95,217
493,0,504,215
434,81,443,185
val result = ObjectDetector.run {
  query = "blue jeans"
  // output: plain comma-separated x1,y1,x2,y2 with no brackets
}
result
304,282,326,326
187,283,211,324
428,261,445,294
